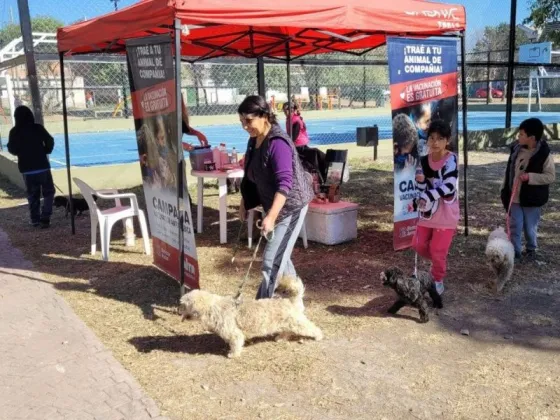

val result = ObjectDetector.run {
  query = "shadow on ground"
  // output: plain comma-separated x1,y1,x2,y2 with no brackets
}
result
0,156,559,357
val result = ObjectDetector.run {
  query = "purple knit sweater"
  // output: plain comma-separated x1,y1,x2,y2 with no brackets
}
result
241,123,314,220
247,139,293,196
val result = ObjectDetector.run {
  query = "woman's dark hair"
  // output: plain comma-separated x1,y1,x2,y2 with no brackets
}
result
238,95,277,124
14,105,35,126
282,101,301,115
282,101,306,130
427,119,452,139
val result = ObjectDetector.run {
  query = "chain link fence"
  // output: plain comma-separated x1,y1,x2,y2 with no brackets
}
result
0,51,393,145
0,0,559,151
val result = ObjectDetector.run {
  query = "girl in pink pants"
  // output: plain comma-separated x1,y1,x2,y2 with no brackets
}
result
413,120,460,295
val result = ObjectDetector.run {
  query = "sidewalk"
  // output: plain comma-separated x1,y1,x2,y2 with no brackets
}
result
0,228,169,420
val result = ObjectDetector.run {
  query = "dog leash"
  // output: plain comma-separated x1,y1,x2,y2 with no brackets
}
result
506,177,522,241
233,219,274,301
413,164,423,278
504,177,521,339
53,182,66,196
230,219,247,264
413,228,419,277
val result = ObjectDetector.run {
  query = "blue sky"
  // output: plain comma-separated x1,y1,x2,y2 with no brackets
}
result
1,0,532,49
437,0,531,28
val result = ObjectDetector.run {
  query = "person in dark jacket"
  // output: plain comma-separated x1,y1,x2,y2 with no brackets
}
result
7,105,55,228
238,96,314,299
501,118,555,260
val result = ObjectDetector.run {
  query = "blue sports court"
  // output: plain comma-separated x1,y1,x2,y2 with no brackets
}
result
42,111,560,169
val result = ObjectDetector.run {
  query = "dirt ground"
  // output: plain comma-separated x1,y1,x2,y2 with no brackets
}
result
0,145,559,420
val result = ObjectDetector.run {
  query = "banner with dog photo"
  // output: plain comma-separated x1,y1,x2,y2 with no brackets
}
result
388,37,459,251
126,35,199,288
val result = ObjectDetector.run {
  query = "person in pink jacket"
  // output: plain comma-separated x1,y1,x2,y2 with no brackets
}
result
283,102,310,149
413,119,460,296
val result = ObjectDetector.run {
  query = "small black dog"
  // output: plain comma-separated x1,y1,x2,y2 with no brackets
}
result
380,267,443,323
54,195,97,217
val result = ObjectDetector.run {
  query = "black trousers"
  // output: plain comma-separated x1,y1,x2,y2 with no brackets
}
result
23,170,55,223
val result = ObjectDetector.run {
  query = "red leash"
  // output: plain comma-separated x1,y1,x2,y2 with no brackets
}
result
506,177,521,241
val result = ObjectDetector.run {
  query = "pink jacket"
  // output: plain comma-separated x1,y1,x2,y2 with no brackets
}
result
286,114,310,147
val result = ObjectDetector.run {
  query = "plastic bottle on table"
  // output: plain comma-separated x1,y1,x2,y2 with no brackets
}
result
231,147,238,165
219,143,229,168
212,146,221,170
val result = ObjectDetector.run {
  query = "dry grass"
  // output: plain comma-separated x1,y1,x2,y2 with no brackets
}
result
1,146,560,420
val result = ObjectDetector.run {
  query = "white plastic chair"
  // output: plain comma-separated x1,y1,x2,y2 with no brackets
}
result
73,178,151,261
247,208,308,249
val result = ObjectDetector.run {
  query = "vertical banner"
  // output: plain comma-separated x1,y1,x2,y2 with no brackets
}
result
388,37,458,251
126,35,199,288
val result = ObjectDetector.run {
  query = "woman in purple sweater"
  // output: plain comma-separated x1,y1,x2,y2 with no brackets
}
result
238,96,314,299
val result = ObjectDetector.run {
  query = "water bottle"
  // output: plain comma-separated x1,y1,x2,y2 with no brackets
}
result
231,147,238,164
219,143,228,167
212,146,221,170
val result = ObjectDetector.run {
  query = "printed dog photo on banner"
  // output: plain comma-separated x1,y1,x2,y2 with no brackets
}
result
392,112,419,228
136,113,179,191
393,97,458,174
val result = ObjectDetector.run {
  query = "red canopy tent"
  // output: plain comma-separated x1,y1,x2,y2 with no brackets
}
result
56,0,469,287
57,0,466,59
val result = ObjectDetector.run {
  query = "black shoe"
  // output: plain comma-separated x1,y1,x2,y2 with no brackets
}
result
524,250,537,261
40,218,50,229
30,220,40,228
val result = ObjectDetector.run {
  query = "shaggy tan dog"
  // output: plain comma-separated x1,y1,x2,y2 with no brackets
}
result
179,276,323,358
485,227,515,293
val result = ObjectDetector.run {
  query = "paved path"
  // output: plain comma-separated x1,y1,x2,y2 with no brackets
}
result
0,228,169,420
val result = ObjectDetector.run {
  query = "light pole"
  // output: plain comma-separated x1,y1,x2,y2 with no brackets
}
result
111,0,129,118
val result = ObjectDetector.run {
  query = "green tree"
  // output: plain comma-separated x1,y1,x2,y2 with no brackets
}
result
208,64,257,95
265,53,388,109
0,17,65,112
472,23,529,60
470,23,529,102
0,16,63,48
525,0,560,45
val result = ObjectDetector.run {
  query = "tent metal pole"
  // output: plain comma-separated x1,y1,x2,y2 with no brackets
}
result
460,34,469,237
286,43,293,141
252,27,266,97
174,18,186,295
363,55,366,108
18,0,44,126
59,52,75,235
257,57,266,96
505,0,517,129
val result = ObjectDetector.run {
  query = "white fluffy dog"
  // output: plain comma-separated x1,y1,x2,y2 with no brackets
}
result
179,276,323,358
485,227,515,293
